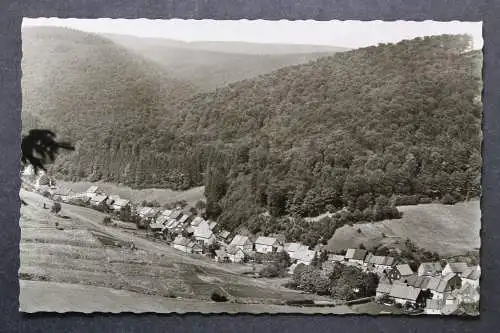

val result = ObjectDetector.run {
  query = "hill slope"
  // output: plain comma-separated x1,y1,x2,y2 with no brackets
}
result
22,26,196,183
155,34,483,231
326,200,480,256
102,34,346,90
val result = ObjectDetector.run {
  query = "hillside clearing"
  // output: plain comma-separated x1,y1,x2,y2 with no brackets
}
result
326,201,480,257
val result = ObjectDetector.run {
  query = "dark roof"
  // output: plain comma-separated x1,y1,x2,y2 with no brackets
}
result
346,248,368,260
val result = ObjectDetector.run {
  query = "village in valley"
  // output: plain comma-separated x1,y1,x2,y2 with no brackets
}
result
22,170,480,316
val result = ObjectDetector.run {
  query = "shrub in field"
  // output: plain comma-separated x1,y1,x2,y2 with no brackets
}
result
102,216,112,225
51,202,61,214
211,291,228,302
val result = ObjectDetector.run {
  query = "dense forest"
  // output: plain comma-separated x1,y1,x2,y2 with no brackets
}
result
24,32,482,235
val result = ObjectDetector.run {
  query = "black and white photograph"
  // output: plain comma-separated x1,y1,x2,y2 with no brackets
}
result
19,18,482,316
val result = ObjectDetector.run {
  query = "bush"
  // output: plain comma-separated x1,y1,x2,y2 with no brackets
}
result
440,194,457,205
102,216,112,225
51,202,61,214
211,291,228,302
392,195,421,206
419,197,433,204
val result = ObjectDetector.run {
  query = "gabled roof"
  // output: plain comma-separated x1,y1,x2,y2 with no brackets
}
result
138,207,160,218
376,283,393,294
369,255,395,266
404,274,432,289
285,242,307,253
462,265,481,280
209,221,218,230
418,262,442,275
168,210,183,220
446,262,469,274
91,194,107,203
389,284,421,301
112,198,130,208
345,248,367,261
193,222,214,239
254,236,279,246
149,223,164,230
178,214,191,224
230,235,251,247
86,185,100,194
156,214,170,225
425,273,458,293
191,216,205,227
328,254,346,262
295,249,316,263
395,264,414,276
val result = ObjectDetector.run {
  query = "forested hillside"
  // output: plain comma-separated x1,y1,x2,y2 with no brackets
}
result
102,34,346,91
160,34,482,231
22,26,196,181
24,32,482,234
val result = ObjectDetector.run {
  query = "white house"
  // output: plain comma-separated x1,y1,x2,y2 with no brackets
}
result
284,243,309,260
442,262,469,276
226,245,246,263
254,236,280,254
417,262,443,276
229,235,254,252
86,185,102,197
193,221,216,245
345,248,368,265
111,198,130,212
295,248,317,266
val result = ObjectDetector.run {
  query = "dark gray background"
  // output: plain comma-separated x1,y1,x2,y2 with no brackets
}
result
0,0,497,332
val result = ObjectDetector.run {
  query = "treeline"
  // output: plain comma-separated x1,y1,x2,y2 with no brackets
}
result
289,262,379,300
39,34,481,234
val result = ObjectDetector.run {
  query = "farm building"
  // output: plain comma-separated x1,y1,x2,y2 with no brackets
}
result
417,262,443,276
226,245,246,263
388,284,423,306
442,262,469,276
388,264,414,281
178,214,193,226
254,236,280,254
366,255,396,270
345,248,368,265
229,235,253,252
461,265,481,288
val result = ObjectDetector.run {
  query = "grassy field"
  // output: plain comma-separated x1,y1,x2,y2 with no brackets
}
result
57,180,206,206
326,200,480,257
19,189,341,313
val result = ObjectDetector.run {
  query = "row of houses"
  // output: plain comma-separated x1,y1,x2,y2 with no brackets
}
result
320,247,480,314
